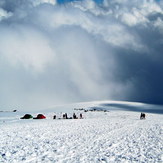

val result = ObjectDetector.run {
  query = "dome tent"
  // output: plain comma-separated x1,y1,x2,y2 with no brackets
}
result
20,114,33,119
33,114,46,119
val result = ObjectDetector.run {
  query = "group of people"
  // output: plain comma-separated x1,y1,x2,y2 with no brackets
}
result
140,112,146,119
53,113,83,120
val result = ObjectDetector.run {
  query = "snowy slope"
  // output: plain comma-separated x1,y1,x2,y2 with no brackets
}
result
0,101,163,163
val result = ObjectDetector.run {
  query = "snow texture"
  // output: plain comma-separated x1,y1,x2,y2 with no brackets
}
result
0,101,163,163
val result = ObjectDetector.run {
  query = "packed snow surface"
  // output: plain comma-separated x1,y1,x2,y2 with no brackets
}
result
0,101,163,163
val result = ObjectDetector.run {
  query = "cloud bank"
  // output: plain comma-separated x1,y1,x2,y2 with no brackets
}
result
0,0,163,110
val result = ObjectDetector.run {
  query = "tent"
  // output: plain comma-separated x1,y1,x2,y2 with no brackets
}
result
20,114,33,119
33,114,46,119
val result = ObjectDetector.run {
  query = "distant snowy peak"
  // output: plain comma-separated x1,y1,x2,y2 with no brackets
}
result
45,100,163,114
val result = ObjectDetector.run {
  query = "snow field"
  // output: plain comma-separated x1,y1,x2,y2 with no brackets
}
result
0,111,163,163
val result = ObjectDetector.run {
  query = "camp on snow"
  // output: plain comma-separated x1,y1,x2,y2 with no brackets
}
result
20,114,33,119
33,114,46,119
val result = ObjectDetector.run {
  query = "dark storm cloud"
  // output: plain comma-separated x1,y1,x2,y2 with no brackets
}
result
0,0,163,110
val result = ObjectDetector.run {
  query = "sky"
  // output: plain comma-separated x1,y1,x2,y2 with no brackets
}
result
0,0,163,111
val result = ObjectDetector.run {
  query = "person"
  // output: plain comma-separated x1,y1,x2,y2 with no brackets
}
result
73,113,77,119
140,113,146,119
65,113,68,119
80,113,83,119
63,113,66,119
53,115,56,119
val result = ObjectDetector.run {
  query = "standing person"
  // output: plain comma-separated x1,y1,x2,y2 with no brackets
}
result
65,113,68,119
53,114,56,119
73,113,77,119
80,113,83,119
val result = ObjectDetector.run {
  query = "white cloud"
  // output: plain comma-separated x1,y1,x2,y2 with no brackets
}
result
32,0,56,6
0,0,163,110
0,26,55,73
0,8,12,21
154,17,163,34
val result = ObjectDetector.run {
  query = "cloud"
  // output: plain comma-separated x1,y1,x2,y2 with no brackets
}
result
0,8,12,21
0,25,55,72
0,0,163,110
